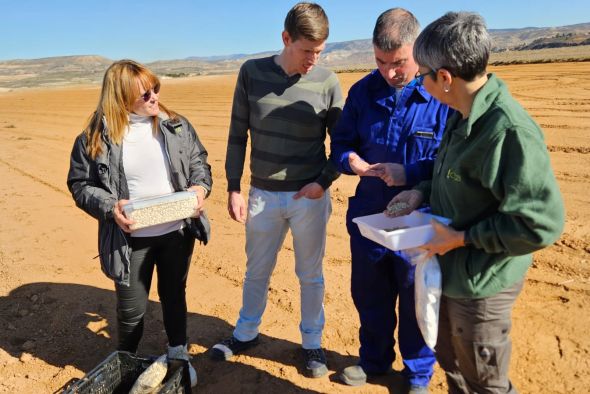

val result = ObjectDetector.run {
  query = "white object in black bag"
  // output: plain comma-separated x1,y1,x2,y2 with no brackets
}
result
129,354,168,394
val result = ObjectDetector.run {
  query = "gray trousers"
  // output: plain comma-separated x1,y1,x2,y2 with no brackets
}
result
436,280,523,394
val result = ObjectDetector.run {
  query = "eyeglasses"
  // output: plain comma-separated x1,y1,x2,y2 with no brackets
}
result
414,70,436,85
139,83,160,102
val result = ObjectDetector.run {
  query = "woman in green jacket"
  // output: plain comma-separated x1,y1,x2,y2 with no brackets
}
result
387,12,565,393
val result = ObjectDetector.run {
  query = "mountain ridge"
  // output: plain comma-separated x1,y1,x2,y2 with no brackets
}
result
1,22,589,89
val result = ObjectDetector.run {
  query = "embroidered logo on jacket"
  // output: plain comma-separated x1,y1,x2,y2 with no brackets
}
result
446,168,462,182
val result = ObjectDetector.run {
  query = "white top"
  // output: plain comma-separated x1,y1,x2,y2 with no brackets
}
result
123,113,183,237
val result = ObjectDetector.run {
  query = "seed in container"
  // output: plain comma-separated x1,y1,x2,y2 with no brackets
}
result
123,191,198,230
383,225,409,232
386,201,410,216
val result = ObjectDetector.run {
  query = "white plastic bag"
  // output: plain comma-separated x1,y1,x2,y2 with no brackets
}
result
403,248,442,350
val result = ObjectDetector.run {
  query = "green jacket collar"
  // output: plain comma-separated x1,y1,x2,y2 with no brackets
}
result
453,73,505,138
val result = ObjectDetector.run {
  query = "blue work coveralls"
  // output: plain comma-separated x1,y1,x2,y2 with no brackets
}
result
330,70,450,387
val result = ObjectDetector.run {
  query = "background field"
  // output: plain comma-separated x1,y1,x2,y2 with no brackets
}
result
0,62,589,393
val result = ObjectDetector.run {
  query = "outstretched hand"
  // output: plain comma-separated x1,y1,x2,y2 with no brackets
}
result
368,162,406,186
348,152,381,177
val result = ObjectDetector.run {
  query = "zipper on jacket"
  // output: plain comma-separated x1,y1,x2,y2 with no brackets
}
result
160,120,182,191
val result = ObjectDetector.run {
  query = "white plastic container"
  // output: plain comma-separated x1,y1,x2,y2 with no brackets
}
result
352,210,451,251
123,191,197,231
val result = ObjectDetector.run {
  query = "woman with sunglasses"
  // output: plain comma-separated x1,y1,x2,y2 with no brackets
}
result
386,12,564,393
67,59,211,387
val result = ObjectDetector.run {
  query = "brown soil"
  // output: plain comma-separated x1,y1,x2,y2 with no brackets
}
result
1,62,589,393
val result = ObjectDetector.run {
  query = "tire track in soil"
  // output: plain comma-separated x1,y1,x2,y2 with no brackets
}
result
0,158,69,197
1,128,71,143
547,145,590,154
555,172,590,183
555,233,590,254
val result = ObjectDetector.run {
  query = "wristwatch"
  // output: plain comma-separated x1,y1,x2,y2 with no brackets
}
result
463,230,472,246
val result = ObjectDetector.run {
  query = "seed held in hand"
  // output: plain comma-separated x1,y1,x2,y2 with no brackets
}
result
386,201,410,215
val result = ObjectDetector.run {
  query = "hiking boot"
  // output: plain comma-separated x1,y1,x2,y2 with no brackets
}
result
167,344,197,387
303,348,328,378
210,335,259,361
340,365,367,386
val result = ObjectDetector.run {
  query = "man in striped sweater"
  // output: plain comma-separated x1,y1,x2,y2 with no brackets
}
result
209,2,343,378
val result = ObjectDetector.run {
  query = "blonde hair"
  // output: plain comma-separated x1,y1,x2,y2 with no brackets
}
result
84,59,176,159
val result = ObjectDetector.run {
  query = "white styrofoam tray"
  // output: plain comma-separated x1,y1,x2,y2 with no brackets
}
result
352,210,451,251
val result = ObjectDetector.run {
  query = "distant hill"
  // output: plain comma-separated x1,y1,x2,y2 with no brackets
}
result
172,22,590,69
515,32,590,50
0,55,112,89
1,22,589,89
489,22,590,50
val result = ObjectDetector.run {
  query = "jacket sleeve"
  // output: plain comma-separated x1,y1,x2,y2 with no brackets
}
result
414,180,433,204
314,73,343,190
225,65,249,192
185,119,213,197
467,126,565,255
329,84,360,176
66,133,117,221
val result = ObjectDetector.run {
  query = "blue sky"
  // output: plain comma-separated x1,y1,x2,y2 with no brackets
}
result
1,0,589,62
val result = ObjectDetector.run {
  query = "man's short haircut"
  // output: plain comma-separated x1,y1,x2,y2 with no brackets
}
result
284,2,329,42
372,8,419,52
413,12,490,81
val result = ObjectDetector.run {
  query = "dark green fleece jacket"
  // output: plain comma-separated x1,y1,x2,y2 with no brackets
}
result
416,74,565,298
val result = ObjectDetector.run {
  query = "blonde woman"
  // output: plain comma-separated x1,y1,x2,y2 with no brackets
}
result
67,59,211,387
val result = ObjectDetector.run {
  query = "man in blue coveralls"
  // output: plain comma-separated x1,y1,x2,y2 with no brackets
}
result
330,8,450,393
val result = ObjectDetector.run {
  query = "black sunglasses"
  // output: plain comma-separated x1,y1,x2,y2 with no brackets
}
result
414,70,436,85
140,83,161,102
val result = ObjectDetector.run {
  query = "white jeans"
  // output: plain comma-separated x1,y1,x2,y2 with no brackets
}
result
233,187,331,349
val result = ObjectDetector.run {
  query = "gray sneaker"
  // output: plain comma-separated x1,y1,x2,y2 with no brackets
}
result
167,344,197,387
340,365,367,386
303,348,328,378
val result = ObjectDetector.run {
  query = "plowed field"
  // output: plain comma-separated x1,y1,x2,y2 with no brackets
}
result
1,62,588,393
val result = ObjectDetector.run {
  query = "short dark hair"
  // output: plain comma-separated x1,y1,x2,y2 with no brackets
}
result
413,12,490,81
284,2,329,42
372,8,419,52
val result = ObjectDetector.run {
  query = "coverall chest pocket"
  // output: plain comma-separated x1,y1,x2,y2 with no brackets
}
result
369,121,388,145
405,129,440,161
